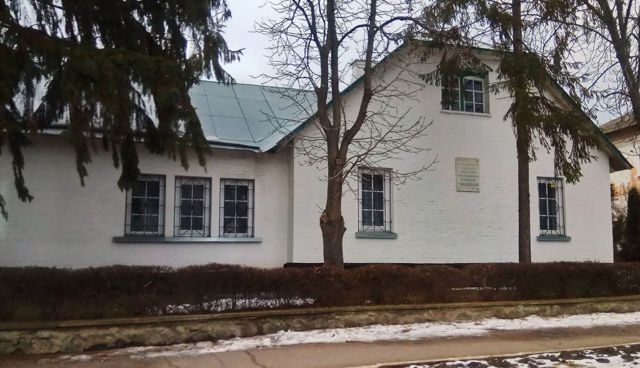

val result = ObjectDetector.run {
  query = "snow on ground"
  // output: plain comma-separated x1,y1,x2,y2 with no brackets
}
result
86,311,640,359
405,345,640,367
154,297,315,314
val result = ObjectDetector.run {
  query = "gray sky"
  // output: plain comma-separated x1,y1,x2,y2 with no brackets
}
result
222,1,275,85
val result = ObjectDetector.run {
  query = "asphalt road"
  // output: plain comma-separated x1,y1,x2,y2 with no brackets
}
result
3,324,640,367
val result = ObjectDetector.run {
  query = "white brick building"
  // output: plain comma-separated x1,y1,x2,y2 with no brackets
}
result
0,44,630,267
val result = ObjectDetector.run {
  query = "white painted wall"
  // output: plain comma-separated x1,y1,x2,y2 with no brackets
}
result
0,135,291,267
291,48,615,263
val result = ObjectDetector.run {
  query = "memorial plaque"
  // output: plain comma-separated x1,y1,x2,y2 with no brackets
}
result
456,157,479,192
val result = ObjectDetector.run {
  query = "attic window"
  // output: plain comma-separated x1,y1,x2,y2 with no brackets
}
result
441,74,488,114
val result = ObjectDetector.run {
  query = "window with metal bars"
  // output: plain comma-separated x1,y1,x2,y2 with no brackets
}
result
220,179,255,237
174,176,211,237
125,174,165,236
538,177,566,236
358,168,392,232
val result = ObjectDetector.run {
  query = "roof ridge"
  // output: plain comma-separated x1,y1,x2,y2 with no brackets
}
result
600,113,634,133
196,79,313,93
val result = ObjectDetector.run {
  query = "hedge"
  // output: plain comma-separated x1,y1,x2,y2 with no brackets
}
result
2,262,640,321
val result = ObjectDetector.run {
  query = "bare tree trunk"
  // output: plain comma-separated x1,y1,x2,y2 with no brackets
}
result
320,163,345,268
513,0,532,263
615,46,640,126
317,0,346,269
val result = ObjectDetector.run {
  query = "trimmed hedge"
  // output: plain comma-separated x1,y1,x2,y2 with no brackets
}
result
2,262,640,321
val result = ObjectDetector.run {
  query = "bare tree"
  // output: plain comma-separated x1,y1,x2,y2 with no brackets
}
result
543,1,640,128
257,0,434,268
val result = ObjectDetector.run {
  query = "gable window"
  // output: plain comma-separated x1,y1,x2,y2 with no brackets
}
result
125,174,165,236
358,168,392,232
441,74,487,114
174,177,211,237
220,179,254,237
538,177,566,236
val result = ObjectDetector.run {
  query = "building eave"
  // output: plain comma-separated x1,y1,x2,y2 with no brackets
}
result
39,126,263,153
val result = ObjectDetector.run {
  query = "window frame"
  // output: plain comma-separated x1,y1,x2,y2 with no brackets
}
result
441,75,461,111
462,76,485,113
537,177,566,237
174,176,212,237
219,179,255,238
358,167,393,233
124,174,166,236
441,73,488,114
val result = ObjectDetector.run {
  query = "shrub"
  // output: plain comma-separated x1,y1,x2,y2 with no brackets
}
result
622,187,640,261
2,262,640,321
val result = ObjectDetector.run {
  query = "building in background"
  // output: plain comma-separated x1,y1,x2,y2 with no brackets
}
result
602,115,640,196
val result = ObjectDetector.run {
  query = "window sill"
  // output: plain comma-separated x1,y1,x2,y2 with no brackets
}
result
440,109,491,118
536,235,571,242
355,231,398,239
112,236,262,244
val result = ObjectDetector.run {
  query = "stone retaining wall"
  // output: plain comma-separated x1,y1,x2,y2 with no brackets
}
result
2,295,640,355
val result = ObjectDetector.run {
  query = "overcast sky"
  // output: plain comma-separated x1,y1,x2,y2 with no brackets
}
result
222,1,276,85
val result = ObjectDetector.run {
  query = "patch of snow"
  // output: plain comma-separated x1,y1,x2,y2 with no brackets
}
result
57,354,92,362
450,287,516,291
153,297,315,315
98,311,640,359
408,347,640,367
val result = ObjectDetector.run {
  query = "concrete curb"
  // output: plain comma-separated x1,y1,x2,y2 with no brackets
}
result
2,295,640,355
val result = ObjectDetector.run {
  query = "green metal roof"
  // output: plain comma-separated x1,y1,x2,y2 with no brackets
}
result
189,81,315,151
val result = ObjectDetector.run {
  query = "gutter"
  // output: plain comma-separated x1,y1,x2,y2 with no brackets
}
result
38,126,263,153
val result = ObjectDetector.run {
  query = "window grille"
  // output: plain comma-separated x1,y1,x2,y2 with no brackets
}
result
174,176,211,237
358,168,392,232
538,177,566,236
125,175,165,236
220,179,255,237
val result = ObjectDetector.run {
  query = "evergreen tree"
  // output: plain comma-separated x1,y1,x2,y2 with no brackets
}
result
611,183,626,261
623,186,640,261
419,0,600,262
0,0,240,219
